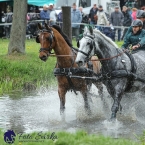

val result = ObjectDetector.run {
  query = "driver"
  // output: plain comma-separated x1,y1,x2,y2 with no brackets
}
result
124,10,145,39
121,19,145,52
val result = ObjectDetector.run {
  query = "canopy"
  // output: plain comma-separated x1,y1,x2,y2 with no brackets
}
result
28,0,57,6
0,0,57,6
0,0,11,1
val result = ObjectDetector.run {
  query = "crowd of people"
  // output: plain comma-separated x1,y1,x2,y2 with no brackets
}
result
39,2,144,42
1,2,145,43
0,5,41,38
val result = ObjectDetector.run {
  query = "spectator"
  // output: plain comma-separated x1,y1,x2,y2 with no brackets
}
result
125,0,135,8
79,7,88,23
40,4,49,25
141,6,145,11
35,6,40,13
0,8,2,22
29,6,35,13
57,9,63,28
80,0,87,8
121,6,132,40
4,7,13,38
47,3,57,26
128,7,132,16
1,11,5,23
131,8,137,20
136,10,145,29
134,0,139,9
96,5,109,32
27,14,30,21
110,6,124,41
88,4,98,25
6,5,12,13
71,3,82,42
79,7,88,34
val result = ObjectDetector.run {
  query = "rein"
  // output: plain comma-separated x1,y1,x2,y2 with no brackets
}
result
76,34,128,61
48,49,127,61
90,49,128,61
38,30,126,61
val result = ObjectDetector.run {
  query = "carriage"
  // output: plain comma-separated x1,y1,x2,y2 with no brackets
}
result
36,24,145,120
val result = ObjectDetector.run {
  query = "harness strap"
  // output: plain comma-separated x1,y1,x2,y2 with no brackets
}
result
66,75,78,95
124,51,137,92
72,47,89,57
133,74,145,83
53,68,100,77
53,67,98,95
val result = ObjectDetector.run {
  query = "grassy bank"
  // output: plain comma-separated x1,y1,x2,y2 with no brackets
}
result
0,39,57,94
0,39,123,95
0,130,144,145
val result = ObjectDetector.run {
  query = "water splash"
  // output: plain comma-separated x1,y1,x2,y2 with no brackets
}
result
103,119,123,130
0,84,145,140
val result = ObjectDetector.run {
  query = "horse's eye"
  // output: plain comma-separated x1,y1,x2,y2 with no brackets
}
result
87,42,90,45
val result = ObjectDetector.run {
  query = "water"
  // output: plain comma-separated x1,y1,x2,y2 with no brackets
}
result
0,85,145,140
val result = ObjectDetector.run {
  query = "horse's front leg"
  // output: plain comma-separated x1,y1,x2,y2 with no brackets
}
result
111,93,123,119
93,82,103,98
81,91,91,115
58,87,67,115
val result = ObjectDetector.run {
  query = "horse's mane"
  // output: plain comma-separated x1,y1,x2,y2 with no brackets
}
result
52,25,72,47
93,29,118,48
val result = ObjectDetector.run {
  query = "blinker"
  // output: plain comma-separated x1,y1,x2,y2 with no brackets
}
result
77,41,80,48
36,35,40,43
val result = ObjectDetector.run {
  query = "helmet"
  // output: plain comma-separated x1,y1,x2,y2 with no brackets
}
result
136,10,145,18
131,19,143,27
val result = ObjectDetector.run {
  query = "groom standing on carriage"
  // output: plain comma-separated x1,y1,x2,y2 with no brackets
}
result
121,19,145,52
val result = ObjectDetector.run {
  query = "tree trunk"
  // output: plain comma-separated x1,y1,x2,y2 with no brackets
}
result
62,6,72,43
8,0,27,54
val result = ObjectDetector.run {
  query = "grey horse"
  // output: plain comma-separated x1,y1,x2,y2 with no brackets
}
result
75,26,145,119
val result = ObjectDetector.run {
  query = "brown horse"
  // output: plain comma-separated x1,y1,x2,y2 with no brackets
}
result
36,23,103,116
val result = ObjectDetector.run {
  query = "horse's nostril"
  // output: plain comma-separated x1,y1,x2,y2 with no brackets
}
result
42,55,46,58
78,61,83,64
40,55,47,61
77,61,84,67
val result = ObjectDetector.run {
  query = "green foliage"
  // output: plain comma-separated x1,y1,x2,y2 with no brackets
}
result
0,130,142,145
134,131,145,144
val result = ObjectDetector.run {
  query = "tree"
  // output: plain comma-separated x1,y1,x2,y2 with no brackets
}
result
8,0,27,54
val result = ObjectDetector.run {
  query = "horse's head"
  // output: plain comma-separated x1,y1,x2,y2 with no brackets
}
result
36,23,55,61
75,26,97,67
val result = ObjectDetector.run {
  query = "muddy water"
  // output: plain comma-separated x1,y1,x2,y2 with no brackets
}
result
0,85,145,140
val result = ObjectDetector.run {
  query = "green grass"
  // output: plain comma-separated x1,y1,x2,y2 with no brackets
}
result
0,130,144,145
0,39,123,95
0,39,57,94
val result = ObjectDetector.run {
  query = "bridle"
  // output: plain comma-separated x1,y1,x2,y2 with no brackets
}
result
36,29,54,56
77,34,127,61
77,34,96,60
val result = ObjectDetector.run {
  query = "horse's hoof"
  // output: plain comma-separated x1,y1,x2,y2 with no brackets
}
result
110,113,116,120
60,110,65,116
119,111,122,115
86,109,91,116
